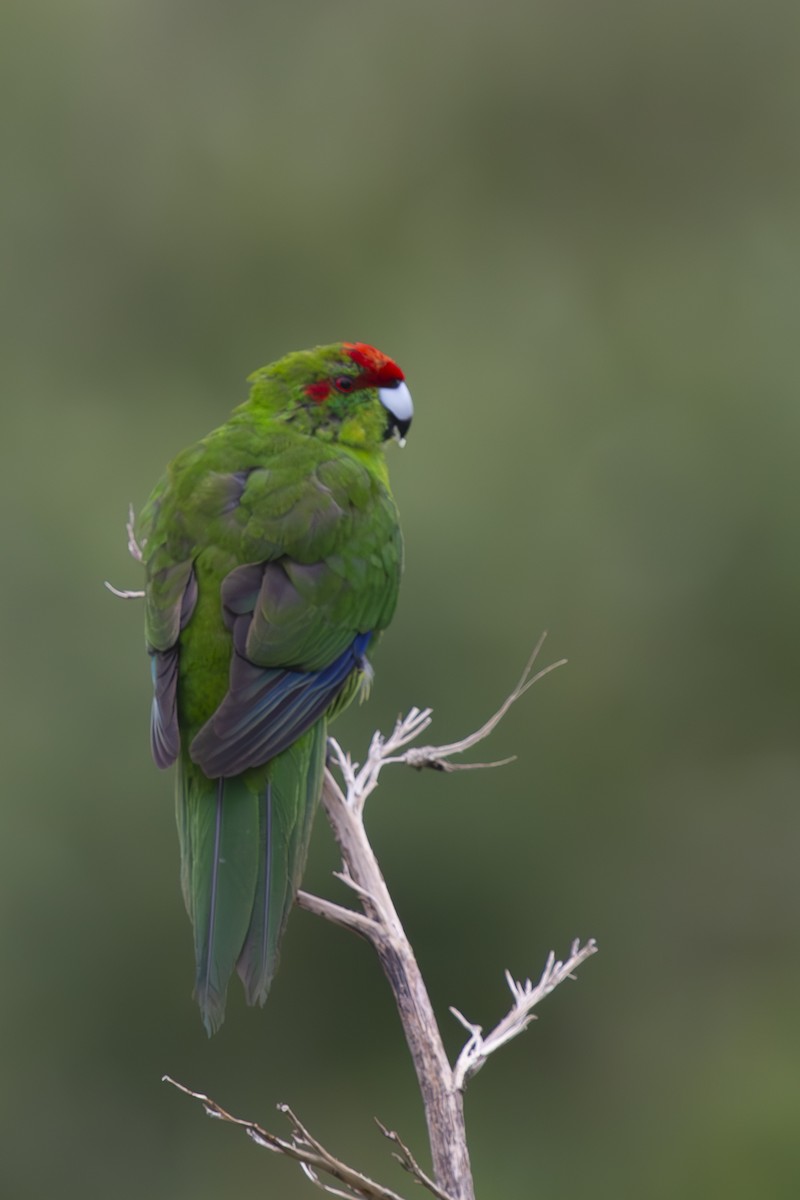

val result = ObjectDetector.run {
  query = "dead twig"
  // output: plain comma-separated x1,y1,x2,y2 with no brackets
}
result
162,1077,412,1200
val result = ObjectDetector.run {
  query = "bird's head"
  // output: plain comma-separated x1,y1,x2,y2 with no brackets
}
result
246,342,413,450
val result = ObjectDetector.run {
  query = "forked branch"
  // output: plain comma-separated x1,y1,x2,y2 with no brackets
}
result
163,645,595,1200
162,1077,415,1200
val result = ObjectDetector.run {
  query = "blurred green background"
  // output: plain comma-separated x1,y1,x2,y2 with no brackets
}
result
2,1,799,1196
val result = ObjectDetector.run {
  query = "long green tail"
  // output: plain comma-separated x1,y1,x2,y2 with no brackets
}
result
176,722,326,1034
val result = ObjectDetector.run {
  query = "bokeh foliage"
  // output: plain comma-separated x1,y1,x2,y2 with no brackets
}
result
2,1,799,1196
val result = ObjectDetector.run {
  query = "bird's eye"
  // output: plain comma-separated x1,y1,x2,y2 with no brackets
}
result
334,375,355,393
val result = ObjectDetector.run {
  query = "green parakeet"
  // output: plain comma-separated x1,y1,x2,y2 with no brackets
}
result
137,342,412,1034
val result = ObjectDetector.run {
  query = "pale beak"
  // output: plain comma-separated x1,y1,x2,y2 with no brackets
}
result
379,381,413,447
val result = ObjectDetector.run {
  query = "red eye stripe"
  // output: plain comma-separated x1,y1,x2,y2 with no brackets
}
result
304,344,404,403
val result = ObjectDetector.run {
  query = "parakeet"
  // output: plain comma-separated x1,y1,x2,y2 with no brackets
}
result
137,342,413,1034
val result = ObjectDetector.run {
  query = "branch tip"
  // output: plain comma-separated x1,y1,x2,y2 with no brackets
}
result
106,503,145,596
451,938,598,1090
104,580,145,599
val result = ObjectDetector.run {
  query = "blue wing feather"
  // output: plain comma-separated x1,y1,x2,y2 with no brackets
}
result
148,567,198,768
189,631,371,778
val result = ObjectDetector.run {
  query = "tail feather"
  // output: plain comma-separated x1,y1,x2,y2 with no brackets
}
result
176,721,327,1033
236,721,326,1007
176,763,260,1034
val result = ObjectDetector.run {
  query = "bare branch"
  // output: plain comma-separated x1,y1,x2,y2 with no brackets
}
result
323,637,565,820
400,634,566,770
295,889,380,940
126,502,144,561
160,641,590,1199
104,581,145,599
316,768,473,1196
451,938,598,1091
375,1121,455,1200
162,1077,409,1200
106,504,145,597
295,642,578,1199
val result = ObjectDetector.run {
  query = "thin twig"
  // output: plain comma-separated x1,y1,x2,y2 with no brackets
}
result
106,504,146,597
162,1077,409,1200
400,634,567,770
126,502,144,561
451,938,599,1090
104,581,145,598
295,889,380,940
375,1120,455,1200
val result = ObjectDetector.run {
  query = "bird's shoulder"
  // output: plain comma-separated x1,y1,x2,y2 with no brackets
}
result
139,419,401,647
